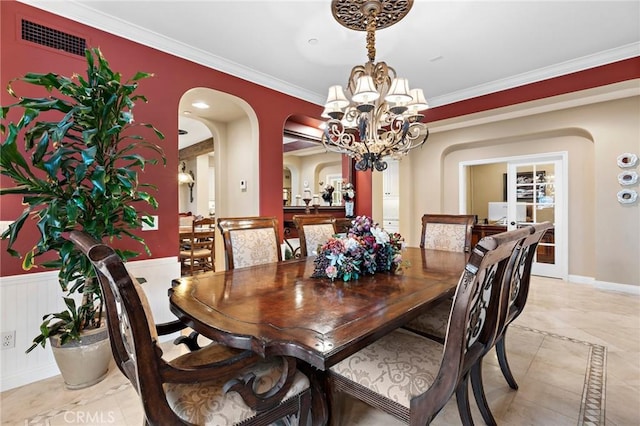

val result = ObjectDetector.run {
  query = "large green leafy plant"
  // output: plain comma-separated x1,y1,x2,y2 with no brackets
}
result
0,48,165,351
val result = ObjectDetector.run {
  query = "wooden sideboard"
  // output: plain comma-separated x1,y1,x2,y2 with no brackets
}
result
283,206,348,238
472,224,555,264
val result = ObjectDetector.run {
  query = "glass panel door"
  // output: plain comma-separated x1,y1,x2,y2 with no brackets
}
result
507,159,564,278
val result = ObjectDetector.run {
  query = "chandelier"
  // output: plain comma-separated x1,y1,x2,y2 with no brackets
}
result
321,0,429,172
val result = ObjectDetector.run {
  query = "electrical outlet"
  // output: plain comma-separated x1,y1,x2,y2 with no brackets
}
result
1,331,15,349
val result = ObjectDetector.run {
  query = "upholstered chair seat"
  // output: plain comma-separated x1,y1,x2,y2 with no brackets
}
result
166,356,310,425
403,297,451,343
331,328,442,416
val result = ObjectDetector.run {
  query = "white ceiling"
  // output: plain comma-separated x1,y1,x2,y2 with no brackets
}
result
20,0,640,150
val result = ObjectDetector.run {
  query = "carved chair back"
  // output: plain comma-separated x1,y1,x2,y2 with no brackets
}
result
69,231,191,422
501,222,553,332
409,226,531,420
68,231,312,426
328,226,532,424
217,216,282,269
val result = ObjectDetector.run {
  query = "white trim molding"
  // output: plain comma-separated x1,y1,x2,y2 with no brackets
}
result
568,274,640,295
0,256,180,391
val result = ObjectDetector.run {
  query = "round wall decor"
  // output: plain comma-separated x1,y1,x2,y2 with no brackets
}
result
618,171,638,186
617,153,638,168
617,189,638,204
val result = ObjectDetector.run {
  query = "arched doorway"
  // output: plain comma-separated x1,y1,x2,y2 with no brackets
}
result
178,87,259,271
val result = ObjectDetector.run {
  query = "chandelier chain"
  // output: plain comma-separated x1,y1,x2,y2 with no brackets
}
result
365,9,377,63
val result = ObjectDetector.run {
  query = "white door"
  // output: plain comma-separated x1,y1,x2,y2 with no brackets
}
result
383,160,400,232
506,155,566,278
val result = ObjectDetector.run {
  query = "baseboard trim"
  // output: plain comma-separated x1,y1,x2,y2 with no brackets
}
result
568,274,640,295
1,362,60,392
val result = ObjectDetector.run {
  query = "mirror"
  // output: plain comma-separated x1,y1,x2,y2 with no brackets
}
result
283,115,345,207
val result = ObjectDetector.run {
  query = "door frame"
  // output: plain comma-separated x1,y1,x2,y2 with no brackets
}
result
458,151,568,280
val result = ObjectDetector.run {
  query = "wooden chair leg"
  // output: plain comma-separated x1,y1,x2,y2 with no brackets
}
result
174,331,203,351
455,375,475,426
496,332,519,390
470,359,497,426
298,387,312,426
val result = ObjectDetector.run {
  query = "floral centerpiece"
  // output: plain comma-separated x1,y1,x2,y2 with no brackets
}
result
312,216,405,282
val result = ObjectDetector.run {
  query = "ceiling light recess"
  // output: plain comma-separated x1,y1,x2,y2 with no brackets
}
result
191,101,210,109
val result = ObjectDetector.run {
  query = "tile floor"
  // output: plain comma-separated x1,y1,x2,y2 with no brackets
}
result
2,276,639,425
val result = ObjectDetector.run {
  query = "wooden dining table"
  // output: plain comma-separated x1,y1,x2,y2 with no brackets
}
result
169,247,466,370
169,247,466,424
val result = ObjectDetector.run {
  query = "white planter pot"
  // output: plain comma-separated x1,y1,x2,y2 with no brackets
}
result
50,325,112,389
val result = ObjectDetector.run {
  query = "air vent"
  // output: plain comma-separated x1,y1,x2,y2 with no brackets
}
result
21,19,86,57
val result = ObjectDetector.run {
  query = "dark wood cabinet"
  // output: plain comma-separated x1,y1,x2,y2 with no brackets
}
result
283,206,347,238
471,224,507,248
472,224,555,264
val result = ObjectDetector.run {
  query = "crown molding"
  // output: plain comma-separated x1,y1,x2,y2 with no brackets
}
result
428,43,640,108
19,0,639,109
19,0,326,105
429,79,640,133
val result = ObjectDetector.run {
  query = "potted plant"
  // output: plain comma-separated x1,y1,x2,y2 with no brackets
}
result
0,48,165,388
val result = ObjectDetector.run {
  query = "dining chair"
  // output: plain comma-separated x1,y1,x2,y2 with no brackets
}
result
179,216,215,276
292,214,337,257
404,214,476,342
217,216,282,270
67,230,312,426
328,227,531,425
469,221,553,426
420,214,476,252
334,217,354,234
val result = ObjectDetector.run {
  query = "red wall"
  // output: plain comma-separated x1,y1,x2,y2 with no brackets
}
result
1,2,638,277
0,1,323,277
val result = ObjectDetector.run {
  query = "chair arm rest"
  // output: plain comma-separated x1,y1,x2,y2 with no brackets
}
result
223,356,299,411
155,319,187,336
161,344,259,384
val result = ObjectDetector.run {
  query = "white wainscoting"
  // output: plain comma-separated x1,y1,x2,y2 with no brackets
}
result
0,256,179,391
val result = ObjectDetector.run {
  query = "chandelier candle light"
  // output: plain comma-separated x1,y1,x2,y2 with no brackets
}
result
322,0,429,172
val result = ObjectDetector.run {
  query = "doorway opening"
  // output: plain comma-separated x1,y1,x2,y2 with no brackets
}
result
459,152,568,279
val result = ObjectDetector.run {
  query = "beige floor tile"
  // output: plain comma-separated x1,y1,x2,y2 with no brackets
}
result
2,277,638,425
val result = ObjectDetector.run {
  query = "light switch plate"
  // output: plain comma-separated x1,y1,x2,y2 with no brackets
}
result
142,215,159,231
0,221,12,235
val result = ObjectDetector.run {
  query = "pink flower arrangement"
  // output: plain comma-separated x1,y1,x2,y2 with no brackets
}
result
311,216,405,282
